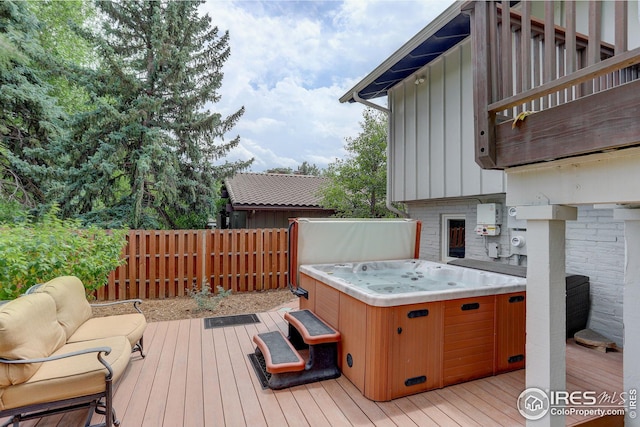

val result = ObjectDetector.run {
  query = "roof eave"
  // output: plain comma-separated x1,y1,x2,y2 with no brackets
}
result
231,205,333,211
339,1,465,104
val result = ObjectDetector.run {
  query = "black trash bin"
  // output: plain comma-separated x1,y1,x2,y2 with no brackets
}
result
565,274,590,338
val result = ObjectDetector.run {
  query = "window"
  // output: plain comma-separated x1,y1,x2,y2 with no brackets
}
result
441,215,465,262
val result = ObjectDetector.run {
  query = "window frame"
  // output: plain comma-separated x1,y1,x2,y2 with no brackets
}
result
441,214,466,262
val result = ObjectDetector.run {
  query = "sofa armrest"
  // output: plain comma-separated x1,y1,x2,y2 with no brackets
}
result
91,299,144,314
0,347,114,379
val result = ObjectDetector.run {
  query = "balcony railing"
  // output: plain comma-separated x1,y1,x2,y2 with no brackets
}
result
464,1,640,169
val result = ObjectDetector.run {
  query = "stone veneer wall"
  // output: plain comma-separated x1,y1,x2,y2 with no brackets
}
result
406,198,625,346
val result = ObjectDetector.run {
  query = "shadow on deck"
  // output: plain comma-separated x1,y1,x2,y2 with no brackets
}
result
7,301,623,427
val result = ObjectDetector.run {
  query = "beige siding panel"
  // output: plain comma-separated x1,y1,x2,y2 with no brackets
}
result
429,59,446,199
404,83,418,200
388,39,506,203
392,89,406,201
389,93,397,201
481,169,506,195
444,46,463,197
416,68,431,200
460,41,481,196
629,2,640,49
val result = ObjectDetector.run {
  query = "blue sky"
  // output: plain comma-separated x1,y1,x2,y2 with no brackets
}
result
201,0,453,172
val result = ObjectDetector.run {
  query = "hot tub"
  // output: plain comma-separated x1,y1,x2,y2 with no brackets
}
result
298,259,527,401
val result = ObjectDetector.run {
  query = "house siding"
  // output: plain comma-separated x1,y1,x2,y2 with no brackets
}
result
407,199,625,346
381,1,631,349
242,210,330,229
566,206,625,346
407,196,516,265
388,39,505,204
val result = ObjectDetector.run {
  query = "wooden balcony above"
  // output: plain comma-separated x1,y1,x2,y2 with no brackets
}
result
464,1,640,170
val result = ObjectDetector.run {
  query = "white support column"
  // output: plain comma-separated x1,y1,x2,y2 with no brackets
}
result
613,208,640,426
518,205,577,427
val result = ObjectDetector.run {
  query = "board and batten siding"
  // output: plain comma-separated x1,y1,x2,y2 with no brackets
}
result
388,39,505,203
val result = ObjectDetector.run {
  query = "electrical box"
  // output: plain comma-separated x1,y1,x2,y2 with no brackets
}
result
477,203,502,225
476,203,502,236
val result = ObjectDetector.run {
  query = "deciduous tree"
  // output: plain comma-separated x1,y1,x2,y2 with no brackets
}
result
318,108,399,218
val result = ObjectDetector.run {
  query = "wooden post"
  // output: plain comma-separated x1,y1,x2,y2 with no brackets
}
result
470,0,497,169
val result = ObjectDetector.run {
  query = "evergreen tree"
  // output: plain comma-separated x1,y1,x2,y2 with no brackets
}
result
0,0,66,209
61,0,252,229
318,108,398,218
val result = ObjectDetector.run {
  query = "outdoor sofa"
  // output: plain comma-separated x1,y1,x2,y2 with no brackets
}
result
0,276,147,426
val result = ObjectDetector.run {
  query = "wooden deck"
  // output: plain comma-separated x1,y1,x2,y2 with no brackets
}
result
8,303,623,427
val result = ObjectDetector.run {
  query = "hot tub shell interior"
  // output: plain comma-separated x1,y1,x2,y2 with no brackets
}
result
298,261,526,401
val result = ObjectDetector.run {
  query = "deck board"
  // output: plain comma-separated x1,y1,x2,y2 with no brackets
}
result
423,390,483,426
444,385,518,426
374,399,419,426
212,326,246,427
321,379,374,426
3,301,624,427
184,319,205,427
304,381,353,427
334,376,397,427
142,319,179,427
288,384,333,427
226,325,268,427
392,396,438,427
460,380,523,425
201,322,226,427
163,319,190,426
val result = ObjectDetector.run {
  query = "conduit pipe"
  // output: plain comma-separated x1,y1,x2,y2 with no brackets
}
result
352,92,407,218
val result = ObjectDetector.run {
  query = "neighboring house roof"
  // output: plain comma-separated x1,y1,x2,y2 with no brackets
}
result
339,1,469,103
223,173,329,210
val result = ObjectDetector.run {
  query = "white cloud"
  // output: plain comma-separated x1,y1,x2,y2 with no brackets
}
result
202,0,453,172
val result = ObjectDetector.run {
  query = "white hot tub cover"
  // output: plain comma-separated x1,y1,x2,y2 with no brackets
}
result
290,218,420,288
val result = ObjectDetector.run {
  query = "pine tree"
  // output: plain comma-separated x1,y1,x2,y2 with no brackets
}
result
61,0,252,228
0,0,66,209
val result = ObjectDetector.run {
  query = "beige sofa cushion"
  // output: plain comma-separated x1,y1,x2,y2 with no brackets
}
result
37,276,92,339
69,313,147,349
0,294,66,386
0,335,130,411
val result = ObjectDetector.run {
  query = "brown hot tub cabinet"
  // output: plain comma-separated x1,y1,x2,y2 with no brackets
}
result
299,273,526,401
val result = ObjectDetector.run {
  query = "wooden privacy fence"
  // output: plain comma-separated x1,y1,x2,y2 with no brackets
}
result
98,229,289,301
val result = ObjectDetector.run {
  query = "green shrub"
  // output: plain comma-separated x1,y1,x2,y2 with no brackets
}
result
0,207,127,299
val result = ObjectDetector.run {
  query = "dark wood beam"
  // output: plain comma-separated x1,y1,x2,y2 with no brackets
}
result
494,79,640,168
471,1,497,169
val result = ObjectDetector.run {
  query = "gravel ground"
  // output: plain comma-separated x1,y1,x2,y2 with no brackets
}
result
91,288,298,322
